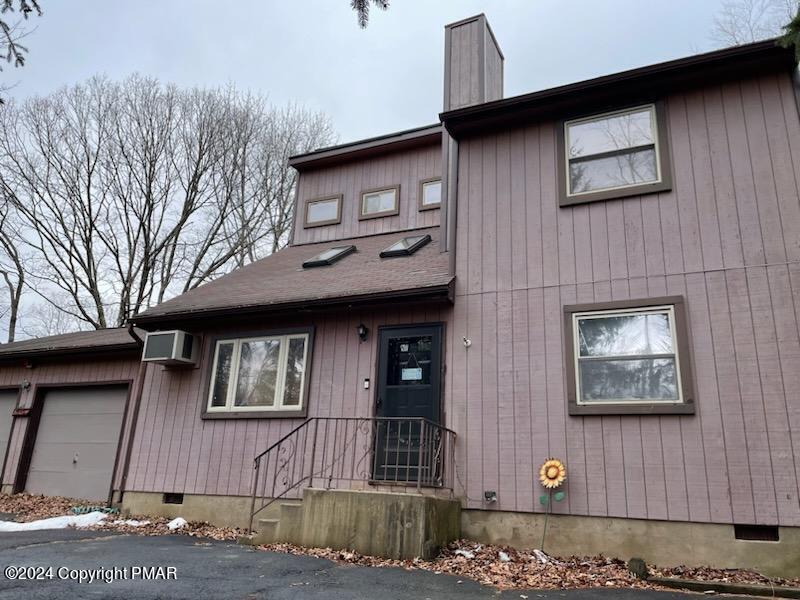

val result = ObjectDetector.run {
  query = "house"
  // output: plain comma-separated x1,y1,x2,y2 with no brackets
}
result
2,14,799,576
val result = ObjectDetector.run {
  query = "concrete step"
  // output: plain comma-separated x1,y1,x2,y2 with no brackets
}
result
251,518,280,545
278,503,303,542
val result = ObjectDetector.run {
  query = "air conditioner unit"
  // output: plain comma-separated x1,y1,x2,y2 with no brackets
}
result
142,330,198,366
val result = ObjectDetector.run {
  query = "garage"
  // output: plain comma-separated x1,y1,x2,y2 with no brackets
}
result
0,389,17,479
25,385,128,501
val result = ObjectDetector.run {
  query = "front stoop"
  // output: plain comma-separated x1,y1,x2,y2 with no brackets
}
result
246,488,461,559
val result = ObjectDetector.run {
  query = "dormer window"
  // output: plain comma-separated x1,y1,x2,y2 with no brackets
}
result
302,245,356,268
360,186,400,220
304,195,342,228
380,234,431,258
559,103,671,206
419,178,442,210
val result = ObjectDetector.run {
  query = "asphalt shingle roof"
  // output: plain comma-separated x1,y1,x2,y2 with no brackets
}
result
0,328,140,359
133,226,452,323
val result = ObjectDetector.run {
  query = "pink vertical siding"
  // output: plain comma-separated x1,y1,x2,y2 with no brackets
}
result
125,306,452,497
448,72,800,526
0,356,142,493
292,143,441,245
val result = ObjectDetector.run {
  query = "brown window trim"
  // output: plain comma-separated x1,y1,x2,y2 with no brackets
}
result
200,326,314,420
359,185,400,220
563,296,695,416
418,177,442,211
303,195,342,229
556,101,673,207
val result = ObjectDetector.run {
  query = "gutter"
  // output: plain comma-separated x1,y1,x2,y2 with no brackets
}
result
131,281,455,328
0,343,140,363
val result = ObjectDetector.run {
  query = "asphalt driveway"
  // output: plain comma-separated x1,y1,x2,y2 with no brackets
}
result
0,529,702,600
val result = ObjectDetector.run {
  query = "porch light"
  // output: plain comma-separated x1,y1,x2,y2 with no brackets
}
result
357,323,369,342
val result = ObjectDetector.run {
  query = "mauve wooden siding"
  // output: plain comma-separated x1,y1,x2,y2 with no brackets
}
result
446,72,800,526
0,357,142,493
444,17,503,111
291,143,441,246
125,305,453,497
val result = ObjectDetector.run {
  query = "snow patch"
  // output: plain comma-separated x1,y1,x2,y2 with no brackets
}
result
0,511,107,532
167,517,187,530
109,519,150,527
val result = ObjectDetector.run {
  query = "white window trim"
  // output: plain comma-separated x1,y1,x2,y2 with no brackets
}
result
564,104,662,198
207,333,309,412
571,304,683,405
361,187,399,217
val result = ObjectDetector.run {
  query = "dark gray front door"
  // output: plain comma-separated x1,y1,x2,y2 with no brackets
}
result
374,324,442,483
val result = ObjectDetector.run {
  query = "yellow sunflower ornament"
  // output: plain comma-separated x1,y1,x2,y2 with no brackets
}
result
538,458,566,489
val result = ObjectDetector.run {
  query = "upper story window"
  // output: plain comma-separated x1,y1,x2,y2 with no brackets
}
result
360,186,400,220
559,103,671,206
304,195,342,228
207,332,310,416
564,297,694,415
380,234,431,258
419,178,442,210
302,245,356,268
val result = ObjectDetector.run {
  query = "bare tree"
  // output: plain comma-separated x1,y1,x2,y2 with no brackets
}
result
0,198,24,341
0,75,335,335
710,0,799,46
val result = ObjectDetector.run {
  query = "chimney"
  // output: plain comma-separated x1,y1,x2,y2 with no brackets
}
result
443,14,504,111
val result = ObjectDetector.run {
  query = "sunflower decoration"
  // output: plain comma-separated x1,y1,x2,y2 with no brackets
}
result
538,458,566,489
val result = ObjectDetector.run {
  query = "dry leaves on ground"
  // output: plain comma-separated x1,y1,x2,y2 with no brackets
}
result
1,495,797,591
259,540,659,590
652,565,800,588
0,493,244,541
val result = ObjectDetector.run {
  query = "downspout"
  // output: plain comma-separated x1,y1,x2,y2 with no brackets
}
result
444,132,459,276
116,323,147,504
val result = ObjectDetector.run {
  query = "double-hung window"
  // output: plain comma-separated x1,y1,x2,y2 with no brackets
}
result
207,333,310,415
564,298,694,415
559,103,671,206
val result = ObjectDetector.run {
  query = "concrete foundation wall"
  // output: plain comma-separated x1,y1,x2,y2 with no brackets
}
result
462,509,800,578
121,491,299,530
300,488,461,559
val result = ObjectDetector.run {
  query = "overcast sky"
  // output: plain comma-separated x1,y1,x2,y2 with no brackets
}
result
6,0,726,144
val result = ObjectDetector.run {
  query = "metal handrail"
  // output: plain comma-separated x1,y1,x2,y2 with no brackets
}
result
248,416,456,531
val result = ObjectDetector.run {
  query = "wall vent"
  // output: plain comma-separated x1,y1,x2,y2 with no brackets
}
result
162,492,184,505
734,524,779,541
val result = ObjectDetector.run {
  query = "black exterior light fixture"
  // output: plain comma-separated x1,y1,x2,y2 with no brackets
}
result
357,323,369,342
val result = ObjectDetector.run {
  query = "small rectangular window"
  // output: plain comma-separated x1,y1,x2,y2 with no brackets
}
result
564,297,694,415
419,178,441,210
163,492,184,504
734,524,779,541
559,104,671,206
207,333,310,413
302,245,356,268
304,195,342,228
360,186,399,220
380,234,431,258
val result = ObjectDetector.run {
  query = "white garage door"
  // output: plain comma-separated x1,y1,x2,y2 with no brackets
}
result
0,390,17,479
26,386,127,501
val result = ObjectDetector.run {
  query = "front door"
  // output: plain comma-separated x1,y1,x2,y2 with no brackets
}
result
374,324,442,484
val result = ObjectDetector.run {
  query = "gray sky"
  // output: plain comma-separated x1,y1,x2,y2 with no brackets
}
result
7,0,726,145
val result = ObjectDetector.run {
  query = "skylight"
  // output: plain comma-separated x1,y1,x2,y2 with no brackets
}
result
302,245,356,268
379,234,431,258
